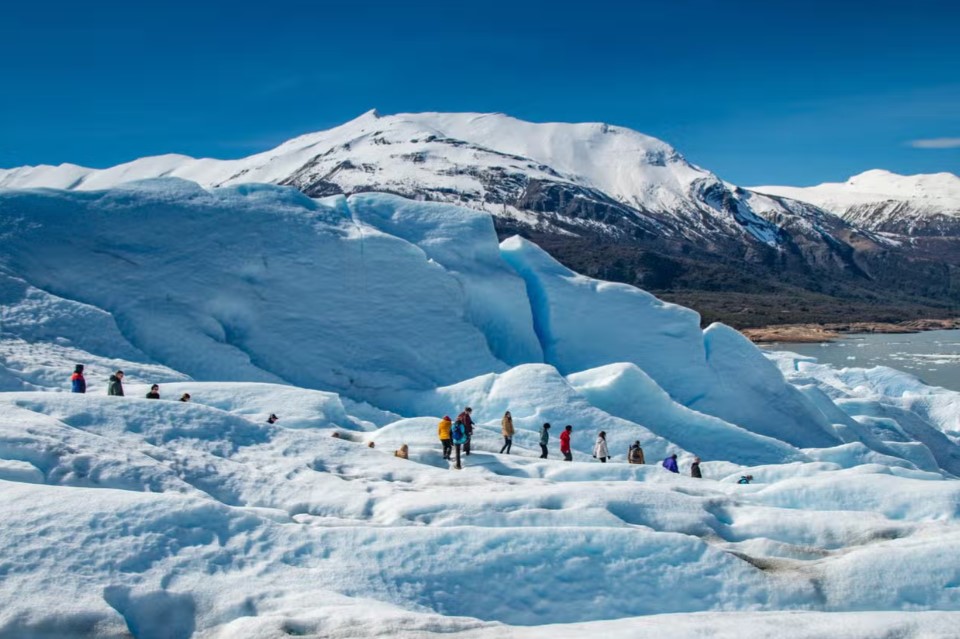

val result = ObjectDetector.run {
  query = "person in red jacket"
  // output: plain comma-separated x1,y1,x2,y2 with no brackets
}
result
560,425,573,461
456,407,474,456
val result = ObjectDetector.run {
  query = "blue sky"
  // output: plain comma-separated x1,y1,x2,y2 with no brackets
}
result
1,0,957,185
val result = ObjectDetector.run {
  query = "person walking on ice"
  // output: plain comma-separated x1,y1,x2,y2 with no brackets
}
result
593,431,609,463
500,411,514,454
560,425,573,461
438,415,453,461
662,453,679,473
456,407,474,455
70,364,86,394
451,417,468,469
539,423,551,459
691,457,703,478
107,370,124,396
628,441,644,464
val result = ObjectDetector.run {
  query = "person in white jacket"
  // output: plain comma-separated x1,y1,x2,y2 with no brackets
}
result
593,431,609,463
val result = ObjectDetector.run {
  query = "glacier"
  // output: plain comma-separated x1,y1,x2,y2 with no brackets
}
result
1,180,960,637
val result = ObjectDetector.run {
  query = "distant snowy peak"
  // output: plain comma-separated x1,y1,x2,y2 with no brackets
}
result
753,170,960,236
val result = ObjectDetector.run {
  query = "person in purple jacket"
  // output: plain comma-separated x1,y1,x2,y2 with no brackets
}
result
662,453,679,473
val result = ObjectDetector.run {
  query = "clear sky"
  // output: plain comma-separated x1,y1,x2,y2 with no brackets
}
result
1,0,957,185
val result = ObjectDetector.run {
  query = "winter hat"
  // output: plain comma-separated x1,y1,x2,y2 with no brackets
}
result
443,415,451,421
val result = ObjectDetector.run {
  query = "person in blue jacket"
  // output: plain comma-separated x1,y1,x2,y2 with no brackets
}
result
662,453,679,473
738,475,754,484
70,364,86,393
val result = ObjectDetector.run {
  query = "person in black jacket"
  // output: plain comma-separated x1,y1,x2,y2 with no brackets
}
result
146,384,160,399
107,371,125,396
691,457,702,478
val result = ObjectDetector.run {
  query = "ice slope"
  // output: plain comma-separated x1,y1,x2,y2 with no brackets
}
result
500,235,840,449
2,387,960,637
0,181,528,399
3,180,952,473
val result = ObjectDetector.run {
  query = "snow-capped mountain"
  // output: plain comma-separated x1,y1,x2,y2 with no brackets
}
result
754,170,960,236
0,110,854,248
2,112,956,325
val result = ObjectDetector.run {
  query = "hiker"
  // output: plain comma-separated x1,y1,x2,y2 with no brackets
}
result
738,475,753,484
107,370,125,396
70,365,86,394
451,416,468,469
456,407,474,455
662,454,679,473
539,423,551,458
500,410,514,454
628,441,644,464
438,415,453,460
178,393,191,402
691,457,703,478
560,425,573,461
593,431,609,463
267,413,279,424
395,444,409,459
146,384,160,399
367,441,375,448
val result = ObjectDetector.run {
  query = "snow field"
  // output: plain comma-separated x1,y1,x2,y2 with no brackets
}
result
3,384,960,636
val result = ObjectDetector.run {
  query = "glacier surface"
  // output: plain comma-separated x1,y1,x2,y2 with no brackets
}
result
1,180,959,637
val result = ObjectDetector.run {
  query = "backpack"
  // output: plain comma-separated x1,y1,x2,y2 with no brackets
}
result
452,421,466,444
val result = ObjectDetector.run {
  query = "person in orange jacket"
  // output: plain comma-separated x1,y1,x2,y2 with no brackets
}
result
438,415,453,461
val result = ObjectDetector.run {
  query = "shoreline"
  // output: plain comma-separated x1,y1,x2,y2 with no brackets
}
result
742,318,960,344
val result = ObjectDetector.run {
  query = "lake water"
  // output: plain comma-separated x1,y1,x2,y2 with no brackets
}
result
761,329,960,392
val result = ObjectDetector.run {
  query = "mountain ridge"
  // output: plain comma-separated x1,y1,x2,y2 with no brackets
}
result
3,111,959,328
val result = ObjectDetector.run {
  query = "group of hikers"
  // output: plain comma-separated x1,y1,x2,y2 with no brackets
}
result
431,408,715,478
69,364,274,422
70,364,754,482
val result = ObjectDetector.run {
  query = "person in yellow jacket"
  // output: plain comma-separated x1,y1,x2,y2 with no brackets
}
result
438,415,453,461
500,410,515,454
